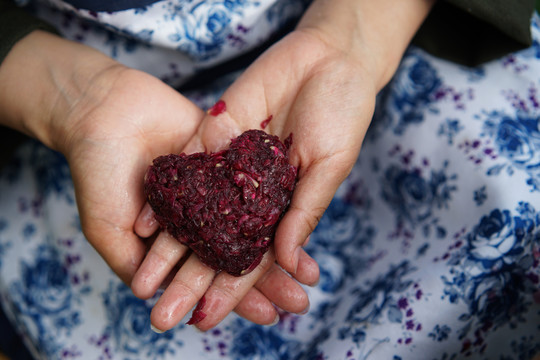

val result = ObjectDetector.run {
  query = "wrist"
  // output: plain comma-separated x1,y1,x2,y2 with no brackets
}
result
297,0,436,91
0,30,122,153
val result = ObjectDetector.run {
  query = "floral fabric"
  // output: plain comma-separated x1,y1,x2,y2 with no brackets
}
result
1,2,540,359
18,0,311,88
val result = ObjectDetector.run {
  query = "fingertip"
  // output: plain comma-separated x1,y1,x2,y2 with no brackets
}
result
268,313,280,326
93,233,147,287
132,232,190,300
274,206,317,275
234,288,278,326
134,203,159,238
131,271,155,300
294,248,320,287
274,220,299,274
255,263,309,315
149,287,194,332
151,324,165,334
150,304,176,333
150,254,216,332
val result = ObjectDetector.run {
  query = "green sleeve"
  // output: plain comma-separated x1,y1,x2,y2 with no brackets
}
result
0,0,58,65
413,0,535,66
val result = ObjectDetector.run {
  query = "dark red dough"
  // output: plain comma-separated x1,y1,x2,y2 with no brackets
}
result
144,129,297,276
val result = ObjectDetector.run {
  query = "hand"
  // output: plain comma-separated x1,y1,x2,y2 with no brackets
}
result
51,50,313,328
0,30,314,330
131,0,436,331
131,28,373,331
0,31,198,284
62,65,204,284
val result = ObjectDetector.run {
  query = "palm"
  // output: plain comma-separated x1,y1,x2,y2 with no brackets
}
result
64,67,203,283
192,30,377,272
128,31,376,332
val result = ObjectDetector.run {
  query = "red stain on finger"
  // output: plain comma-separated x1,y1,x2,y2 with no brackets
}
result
207,100,227,116
260,115,273,129
187,295,207,325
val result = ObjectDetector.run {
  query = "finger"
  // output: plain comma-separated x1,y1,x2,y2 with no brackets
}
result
131,231,189,299
83,222,147,286
194,99,244,153
150,253,215,332
233,288,279,326
292,248,319,287
191,249,276,331
274,156,349,275
254,262,309,314
134,203,159,238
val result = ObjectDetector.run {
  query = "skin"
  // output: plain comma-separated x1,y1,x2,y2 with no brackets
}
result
134,0,436,331
0,0,435,332
0,30,316,328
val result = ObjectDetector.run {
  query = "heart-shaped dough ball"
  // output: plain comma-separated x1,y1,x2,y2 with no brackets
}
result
144,129,297,276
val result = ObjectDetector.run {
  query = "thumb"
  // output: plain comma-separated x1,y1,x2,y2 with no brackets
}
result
186,99,244,153
274,155,353,275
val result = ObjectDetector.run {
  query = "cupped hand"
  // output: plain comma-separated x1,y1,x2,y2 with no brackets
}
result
131,28,378,331
60,65,204,284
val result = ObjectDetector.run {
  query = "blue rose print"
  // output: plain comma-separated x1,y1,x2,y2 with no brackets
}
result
99,282,182,359
23,142,74,204
381,162,456,232
373,53,443,136
481,94,540,191
468,209,526,270
21,257,71,315
382,166,434,224
442,202,540,355
9,245,82,356
170,1,257,61
307,197,375,292
337,262,417,347
228,322,302,360
299,262,420,359
396,55,442,105
494,117,540,164
184,4,231,57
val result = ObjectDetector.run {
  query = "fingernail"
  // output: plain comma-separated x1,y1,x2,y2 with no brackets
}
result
151,324,165,334
267,314,280,327
299,302,310,315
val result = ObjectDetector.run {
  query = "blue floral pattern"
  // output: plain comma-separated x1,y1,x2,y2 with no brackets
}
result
92,282,183,359
1,3,540,360
26,0,310,87
308,197,375,293
168,1,257,61
480,103,540,190
441,203,540,356
8,245,85,357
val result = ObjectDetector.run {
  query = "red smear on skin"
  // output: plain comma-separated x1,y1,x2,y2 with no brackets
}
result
207,100,227,116
260,115,273,129
187,295,207,325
